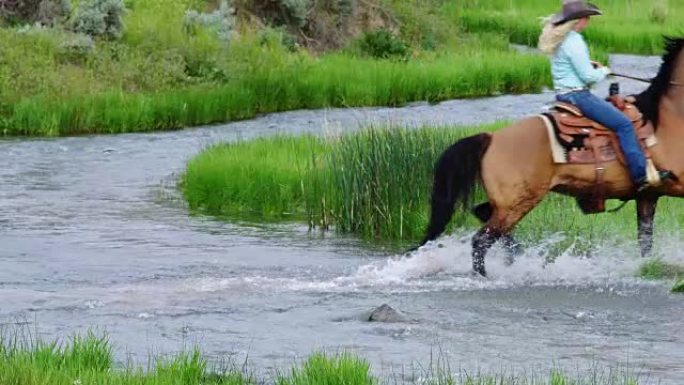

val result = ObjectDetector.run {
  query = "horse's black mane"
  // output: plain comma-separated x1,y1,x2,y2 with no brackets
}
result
634,36,684,128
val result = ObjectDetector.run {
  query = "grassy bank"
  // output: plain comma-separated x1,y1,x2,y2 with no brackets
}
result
4,0,682,136
0,332,646,384
3,45,549,136
0,0,556,137
450,0,683,55
182,124,684,252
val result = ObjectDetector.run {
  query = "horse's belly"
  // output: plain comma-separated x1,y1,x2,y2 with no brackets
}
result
551,161,634,198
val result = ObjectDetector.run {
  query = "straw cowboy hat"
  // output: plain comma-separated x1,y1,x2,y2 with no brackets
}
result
550,0,602,25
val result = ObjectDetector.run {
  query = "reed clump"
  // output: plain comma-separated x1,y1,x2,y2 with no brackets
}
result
183,124,684,252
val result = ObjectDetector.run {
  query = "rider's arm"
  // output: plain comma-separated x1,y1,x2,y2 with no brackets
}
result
566,33,611,85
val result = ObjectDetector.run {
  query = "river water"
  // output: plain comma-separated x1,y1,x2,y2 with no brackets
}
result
1,55,683,383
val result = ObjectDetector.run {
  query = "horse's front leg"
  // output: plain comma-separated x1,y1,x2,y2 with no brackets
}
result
636,196,659,257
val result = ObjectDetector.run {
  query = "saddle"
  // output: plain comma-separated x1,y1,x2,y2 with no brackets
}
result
546,99,656,165
542,95,659,214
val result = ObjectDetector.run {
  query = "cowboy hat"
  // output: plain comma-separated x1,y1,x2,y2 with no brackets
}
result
550,0,602,25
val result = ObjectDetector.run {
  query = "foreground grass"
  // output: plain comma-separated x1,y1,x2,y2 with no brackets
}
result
0,332,646,385
183,124,684,254
449,0,683,55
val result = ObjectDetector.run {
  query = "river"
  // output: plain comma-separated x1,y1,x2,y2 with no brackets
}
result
1,54,682,383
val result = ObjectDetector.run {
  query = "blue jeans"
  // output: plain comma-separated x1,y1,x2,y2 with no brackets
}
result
556,90,646,182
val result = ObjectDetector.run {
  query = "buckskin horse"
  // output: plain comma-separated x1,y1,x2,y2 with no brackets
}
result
418,37,684,277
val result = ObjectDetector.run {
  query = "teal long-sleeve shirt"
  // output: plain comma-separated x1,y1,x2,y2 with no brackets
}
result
552,31,611,90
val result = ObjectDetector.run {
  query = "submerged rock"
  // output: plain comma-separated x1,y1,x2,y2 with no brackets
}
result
367,304,406,323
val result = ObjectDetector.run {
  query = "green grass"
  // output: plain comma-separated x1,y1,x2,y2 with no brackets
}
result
182,124,684,253
182,135,328,220
0,0,552,137
637,259,684,280
3,0,680,136
0,331,250,385
1,44,550,136
448,0,684,55
183,125,488,242
672,279,684,293
0,332,647,385
277,352,375,385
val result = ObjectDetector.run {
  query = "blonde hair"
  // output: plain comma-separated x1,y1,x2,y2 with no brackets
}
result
538,17,579,56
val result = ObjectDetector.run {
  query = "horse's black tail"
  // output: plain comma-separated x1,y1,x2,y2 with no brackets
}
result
417,133,492,247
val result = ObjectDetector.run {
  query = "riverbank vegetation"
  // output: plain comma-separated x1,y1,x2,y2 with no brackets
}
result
183,123,684,254
452,0,682,55
2,0,681,136
637,259,684,292
0,331,647,384
672,280,684,293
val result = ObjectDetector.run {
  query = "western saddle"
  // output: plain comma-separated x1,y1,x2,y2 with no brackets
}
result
543,94,659,214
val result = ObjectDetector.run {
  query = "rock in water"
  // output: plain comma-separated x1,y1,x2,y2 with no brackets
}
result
367,304,405,323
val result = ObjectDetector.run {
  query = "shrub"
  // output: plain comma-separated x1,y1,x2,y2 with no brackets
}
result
333,0,355,18
282,0,310,27
183,0,235,41
233,0,310,29
57,33,95,64
359,28,408,59
72,0,125,40
650,0,668,23
0,0,70,25
37,0,72,25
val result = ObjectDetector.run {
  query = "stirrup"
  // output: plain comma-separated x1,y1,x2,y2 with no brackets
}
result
637,170,676,193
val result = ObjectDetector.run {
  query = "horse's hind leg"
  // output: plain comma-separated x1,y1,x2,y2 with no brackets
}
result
472,196,546,277
472,225,501,276
473,202,523,263
472,116,554,276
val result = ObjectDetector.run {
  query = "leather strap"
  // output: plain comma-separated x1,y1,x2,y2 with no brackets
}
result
590,131,606,211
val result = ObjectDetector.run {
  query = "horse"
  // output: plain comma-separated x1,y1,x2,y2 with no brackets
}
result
418,37,684,277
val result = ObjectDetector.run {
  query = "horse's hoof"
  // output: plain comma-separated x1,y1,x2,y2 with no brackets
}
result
504,255,516,267
470,269,487,279
505,243,524,257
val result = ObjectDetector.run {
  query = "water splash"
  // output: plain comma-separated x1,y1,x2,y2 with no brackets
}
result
188,232,677,294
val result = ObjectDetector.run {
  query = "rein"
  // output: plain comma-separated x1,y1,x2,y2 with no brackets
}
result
612,72,684,87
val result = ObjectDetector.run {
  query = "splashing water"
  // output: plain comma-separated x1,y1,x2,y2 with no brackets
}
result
187,232,680,295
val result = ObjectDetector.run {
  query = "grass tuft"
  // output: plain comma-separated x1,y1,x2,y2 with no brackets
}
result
637,259,684,280
278,352,376,385
672,279,684,293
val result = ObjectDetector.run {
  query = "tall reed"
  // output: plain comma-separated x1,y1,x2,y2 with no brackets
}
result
183,124,684,249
